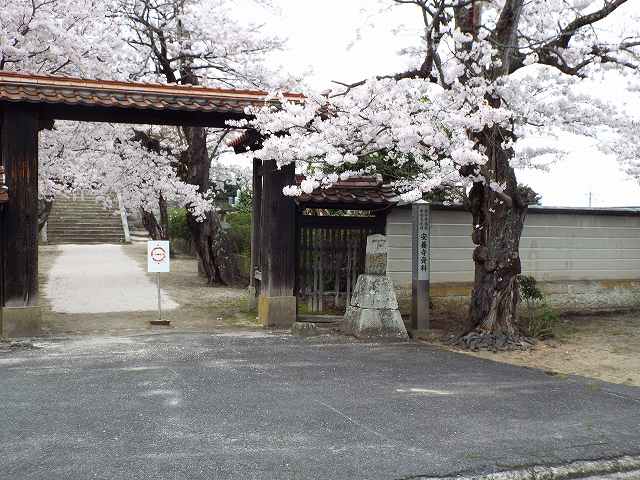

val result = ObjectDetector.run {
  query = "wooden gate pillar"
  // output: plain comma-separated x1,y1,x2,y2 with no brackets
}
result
258,160,297,328
247,158,262,310
0,105,41,337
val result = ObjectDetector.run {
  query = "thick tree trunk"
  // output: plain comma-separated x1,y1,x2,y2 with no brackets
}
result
141,209,164,240
140,194,170,240
159,194,169,237
467,123,528,336
182,126,242,286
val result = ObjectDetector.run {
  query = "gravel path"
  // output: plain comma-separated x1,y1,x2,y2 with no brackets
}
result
44,244,178,314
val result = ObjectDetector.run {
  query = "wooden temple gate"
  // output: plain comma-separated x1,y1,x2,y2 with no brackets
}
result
232,148,398,323
0,70,398,336
0,71,302,337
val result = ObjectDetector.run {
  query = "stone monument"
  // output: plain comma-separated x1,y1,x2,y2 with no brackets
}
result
343,234,408,338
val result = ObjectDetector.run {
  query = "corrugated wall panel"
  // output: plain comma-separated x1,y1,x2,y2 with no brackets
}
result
386,207,640,287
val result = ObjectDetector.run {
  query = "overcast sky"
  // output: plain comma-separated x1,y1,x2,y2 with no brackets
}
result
251,0,640,208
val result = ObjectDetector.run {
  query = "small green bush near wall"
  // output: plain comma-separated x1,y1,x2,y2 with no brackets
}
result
168,205,251,277
518,275,558,339
168,207,193,255
169,207,191,243
225,210,251,258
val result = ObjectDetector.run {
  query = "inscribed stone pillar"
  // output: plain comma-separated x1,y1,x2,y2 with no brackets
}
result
343,235,407,338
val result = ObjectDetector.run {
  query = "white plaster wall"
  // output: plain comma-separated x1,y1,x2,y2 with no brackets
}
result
386,207,640,287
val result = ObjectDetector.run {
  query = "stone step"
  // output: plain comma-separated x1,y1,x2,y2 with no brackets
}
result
48,216,122,222
54,197,116,203
47,239,124,245
50,209,119,213
47,219,121,224
48,235,124,241
48,230,124,236
48,229,123,235
49,211,120,216
47,195,125,245
48,238,125,244
291,319,343,337
48,213,122,223
47,222,122,227
48,223,121,228
47,231,124,237
47,225,122,231
51,201,116,207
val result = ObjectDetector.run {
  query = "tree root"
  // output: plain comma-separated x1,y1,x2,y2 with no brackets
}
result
447,330,537,352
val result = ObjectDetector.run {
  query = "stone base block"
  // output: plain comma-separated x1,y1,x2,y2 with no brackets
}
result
291,318,342,337
1,306,41,338
343,306,408,338
247,286,257,311
351,275,399,310
291,321,319,336
258,295,296,328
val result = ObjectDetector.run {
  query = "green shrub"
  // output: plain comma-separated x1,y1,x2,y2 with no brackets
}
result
167,208,192,256
518,275,558,339
225,210,251,257
167,205,251,275
519,275,544,304
527,302,558,339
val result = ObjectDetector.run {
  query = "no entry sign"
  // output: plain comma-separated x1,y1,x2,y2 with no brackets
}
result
147,240,170,273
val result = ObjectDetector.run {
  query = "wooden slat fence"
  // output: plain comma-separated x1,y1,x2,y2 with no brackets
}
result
297,216,379,313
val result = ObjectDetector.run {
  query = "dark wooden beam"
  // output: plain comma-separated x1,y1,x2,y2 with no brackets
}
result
0,101,249,128
297,215,380,229
1,105,39,308
296,201,395,211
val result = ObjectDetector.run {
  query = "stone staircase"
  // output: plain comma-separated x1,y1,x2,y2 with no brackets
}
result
46,196,126,244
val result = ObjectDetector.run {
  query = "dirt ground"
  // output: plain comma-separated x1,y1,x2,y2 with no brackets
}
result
38,243,258,336
422,313,640,387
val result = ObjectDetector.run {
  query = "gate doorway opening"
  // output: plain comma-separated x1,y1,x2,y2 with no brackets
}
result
297,214,382,314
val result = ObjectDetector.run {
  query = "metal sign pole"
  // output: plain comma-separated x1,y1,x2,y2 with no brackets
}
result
412,200,431,331
157,272,162,322
148,240,170,326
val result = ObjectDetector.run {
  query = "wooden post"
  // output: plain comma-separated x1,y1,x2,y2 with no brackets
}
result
411,200,431,331
0,106,41,337
258,160,297,327
248,158,262,310
374,211,387,234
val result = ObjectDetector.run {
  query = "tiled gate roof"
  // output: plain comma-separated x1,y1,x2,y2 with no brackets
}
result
296,175,398,209
0,71,303,114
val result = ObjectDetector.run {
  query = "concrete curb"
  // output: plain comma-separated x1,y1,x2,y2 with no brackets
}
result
412,455,640,480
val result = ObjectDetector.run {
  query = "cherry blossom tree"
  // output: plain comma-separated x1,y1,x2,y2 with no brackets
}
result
0,0,119,76
110,0,293,285
1,0,132,228
241,0,640,341
0,0,187,233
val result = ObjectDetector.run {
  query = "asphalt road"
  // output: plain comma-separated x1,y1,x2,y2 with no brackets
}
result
1,332,639,479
